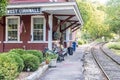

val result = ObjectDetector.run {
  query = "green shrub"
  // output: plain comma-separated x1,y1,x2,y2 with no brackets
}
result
0,54,18,80
78,39,84,45
107,42,120,50
26,50,43,63
21,54,40,71
8,52,24,72
47,54,58,59
45,52,58,62
10,49,25,55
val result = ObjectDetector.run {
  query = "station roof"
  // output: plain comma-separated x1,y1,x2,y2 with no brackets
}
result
7,2,83,28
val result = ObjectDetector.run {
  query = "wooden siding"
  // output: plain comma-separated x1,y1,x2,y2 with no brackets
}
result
3,43,48,52
0,15,48,52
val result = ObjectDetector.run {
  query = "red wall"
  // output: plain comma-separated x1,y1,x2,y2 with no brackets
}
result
0,17,5,52
0,15,48,52
9,0,68,4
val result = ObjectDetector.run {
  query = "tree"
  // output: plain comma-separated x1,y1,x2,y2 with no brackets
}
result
0,0,8,17
77,0,110,41
106,0,120,39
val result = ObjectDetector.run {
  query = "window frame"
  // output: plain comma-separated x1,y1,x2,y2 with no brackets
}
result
5,16,22,43
30,16,46,43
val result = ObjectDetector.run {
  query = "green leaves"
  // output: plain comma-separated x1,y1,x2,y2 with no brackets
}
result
0,0,8,17
77,0,110,40
106,0,120,38
0,54,18,80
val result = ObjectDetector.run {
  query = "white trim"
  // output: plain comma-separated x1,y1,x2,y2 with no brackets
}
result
28,41,48,43
30,16,46,42
48,15,53,50
7,2,77,8
52,40,60,42
73,5,83,26
6,16,21,43
42,6,73,11
4,41,23,43
44,16,46,41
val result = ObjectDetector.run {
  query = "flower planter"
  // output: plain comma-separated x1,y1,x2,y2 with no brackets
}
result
49,59,57,67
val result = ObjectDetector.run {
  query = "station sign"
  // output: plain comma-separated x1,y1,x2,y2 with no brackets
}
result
7,7,41,15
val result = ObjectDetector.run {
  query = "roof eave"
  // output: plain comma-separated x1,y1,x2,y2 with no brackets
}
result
7,2,83,26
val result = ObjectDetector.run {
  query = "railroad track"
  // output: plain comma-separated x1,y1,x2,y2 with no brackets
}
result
91,43,120,80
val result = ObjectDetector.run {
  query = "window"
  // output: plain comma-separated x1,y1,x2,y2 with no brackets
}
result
6,16,20,42
31,16,45,42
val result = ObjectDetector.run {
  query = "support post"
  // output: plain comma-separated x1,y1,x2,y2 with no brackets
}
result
48,15,53,50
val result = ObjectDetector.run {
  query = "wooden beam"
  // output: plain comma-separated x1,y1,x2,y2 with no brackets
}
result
67,20,79,22
61,21,77,32
60,15,75,25
56,15,75,31
53,14,75,16
53,15,78,23
72,27,80,32
42,11,50,30
71,24,80,29
42,11,51,15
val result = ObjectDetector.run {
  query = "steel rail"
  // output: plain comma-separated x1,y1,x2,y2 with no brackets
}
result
100,44,120,65
90,43,110,80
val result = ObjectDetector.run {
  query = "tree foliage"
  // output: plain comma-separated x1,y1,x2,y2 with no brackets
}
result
77,0,110,41
106,0,120,38
0,0,8,17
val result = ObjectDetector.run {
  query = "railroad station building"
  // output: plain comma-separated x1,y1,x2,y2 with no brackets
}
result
0,0,83,52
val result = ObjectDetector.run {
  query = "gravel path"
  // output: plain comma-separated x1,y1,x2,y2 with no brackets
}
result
83,45,106,80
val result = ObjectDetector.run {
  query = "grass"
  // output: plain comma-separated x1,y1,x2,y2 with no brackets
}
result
106,42,120,55
95,38,104,42
106,42,120,50
111,49,120,56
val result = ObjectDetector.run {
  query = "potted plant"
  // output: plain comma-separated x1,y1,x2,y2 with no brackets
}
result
45,57,51,64
49,54,58,67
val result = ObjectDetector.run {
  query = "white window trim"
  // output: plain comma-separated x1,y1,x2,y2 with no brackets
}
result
28,16,46,43
4,41,23,43
28,41,48,43
5,16,23,43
